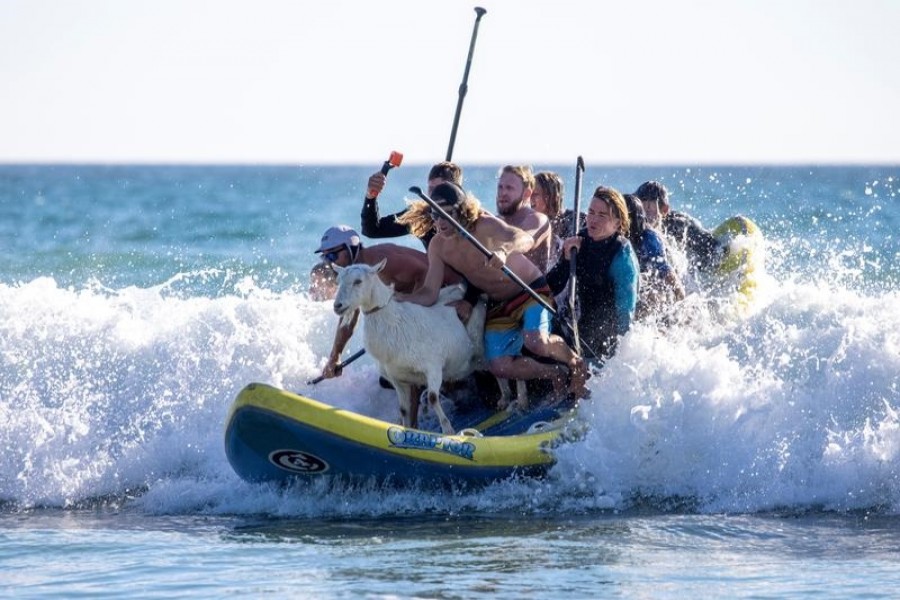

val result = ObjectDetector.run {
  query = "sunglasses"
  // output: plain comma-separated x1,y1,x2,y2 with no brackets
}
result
322,246,346,262
430,206,457,221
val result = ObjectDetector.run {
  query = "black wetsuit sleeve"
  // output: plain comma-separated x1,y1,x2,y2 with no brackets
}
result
360,198,410,239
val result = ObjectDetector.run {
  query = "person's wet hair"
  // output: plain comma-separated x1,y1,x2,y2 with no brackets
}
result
534,171,564,219
427,162,463,185
634,181,669,208
592,186,631,237
623,193,645,247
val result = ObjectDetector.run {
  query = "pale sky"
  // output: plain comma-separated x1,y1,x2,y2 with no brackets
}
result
2,0,898,165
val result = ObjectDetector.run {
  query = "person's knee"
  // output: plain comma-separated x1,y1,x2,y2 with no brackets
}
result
489,356,514,377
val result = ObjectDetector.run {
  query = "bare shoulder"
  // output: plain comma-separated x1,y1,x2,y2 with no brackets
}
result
517,207,548,234
368,243,426,261
474,212,511,236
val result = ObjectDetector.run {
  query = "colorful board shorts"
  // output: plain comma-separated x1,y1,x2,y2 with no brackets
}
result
484,280,554,362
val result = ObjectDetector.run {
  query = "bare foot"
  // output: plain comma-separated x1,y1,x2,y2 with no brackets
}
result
550,364,568,399
567,358,589,399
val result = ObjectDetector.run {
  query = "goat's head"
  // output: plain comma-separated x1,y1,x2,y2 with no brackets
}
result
332,259,388,324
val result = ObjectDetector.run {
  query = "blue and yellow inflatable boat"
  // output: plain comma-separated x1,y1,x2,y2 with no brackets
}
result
224,383,581,487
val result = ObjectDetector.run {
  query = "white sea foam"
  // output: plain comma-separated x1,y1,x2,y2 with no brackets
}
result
1,268,898,516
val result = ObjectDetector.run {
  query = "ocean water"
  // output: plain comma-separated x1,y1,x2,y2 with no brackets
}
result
1,164,899,597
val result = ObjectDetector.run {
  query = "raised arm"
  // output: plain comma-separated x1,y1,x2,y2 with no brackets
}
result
360,171,411,239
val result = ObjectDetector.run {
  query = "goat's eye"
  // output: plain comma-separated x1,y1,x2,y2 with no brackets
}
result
353,280,361,286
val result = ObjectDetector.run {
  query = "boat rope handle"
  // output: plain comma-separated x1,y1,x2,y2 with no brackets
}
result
458,428,484,438
527,421,551,434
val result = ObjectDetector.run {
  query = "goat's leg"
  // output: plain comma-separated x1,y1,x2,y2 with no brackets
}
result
497,378,529,412
514,378,529,412
392,381,414,428
425,371,454,435
409,385,422,429
497,378,513,411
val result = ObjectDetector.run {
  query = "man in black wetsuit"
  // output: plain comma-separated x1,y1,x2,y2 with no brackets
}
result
361,160,485,323
546,186,639,365
360,161,463,248
635,180,722,273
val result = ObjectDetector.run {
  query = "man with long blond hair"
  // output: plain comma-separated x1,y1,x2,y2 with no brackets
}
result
398,182,588,400
362,161,463,247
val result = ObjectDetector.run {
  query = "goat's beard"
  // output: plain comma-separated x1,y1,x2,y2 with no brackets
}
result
339,309,355,328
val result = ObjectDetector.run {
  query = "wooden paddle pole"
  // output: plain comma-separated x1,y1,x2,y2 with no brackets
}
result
446,7,487,161
409,186,557,316
567,156,585,355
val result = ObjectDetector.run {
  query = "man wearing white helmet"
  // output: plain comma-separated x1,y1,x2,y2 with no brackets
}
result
314,225,460,381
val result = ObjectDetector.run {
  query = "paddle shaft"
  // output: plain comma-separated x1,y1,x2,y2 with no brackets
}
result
307,348,366,385
409,186,557,316
446,7,487,161
572,156,585,237
567,156,585,354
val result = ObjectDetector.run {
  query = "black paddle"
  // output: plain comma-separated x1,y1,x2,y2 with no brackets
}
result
410,186,558,316
409,186,603,362
567,156,585,355
446,7,487,161
313,8,487,385
306,348,366,385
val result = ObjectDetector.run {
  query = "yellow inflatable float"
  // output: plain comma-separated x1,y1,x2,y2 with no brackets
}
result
711,215,765,310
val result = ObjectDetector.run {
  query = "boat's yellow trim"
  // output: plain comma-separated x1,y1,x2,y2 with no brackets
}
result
229,383,564,467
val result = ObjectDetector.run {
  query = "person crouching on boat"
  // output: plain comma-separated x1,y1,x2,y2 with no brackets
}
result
546,186,639,365
314,224,460,381
396,182,588,400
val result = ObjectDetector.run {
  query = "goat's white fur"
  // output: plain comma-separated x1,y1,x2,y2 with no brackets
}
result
332,260,486,434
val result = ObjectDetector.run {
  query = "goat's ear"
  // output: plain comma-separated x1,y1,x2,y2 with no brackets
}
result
331,264,345,275
374,258,387,273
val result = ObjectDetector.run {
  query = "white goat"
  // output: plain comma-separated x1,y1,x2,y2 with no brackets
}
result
332,260,486,434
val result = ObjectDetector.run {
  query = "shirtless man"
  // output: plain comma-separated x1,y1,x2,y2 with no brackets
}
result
314,224,460,381
398,183,587,399
496,165,553,273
